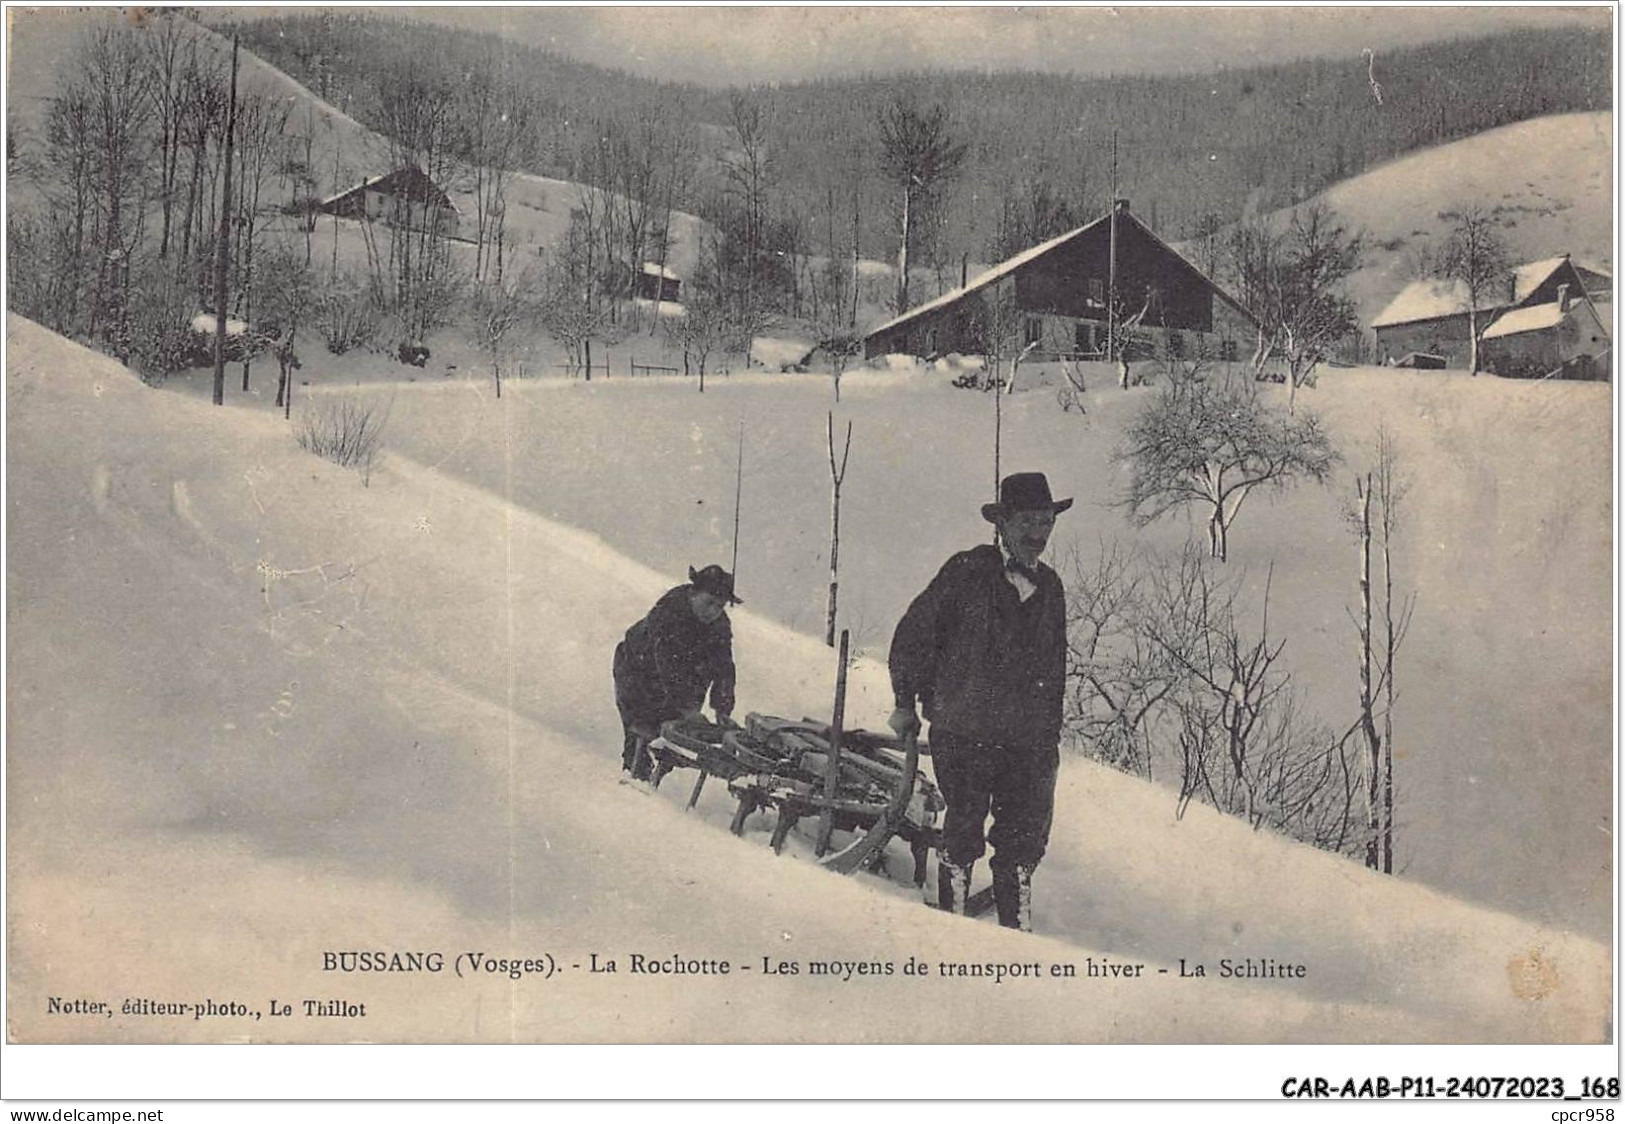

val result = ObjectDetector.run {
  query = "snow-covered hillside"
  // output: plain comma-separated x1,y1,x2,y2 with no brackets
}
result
6,315,1608,1047
287,347,1614,945
1259,112,1612,325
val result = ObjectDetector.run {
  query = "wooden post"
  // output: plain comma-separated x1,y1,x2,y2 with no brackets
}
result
824,413,852,647
815,630,851,856
732,419,745,579
1107,130,1118,380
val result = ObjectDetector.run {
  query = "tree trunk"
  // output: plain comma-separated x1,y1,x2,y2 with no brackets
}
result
1467,307,1480,376
1358,476,1381,870
1208,510,1226,561
212,38,239,408
895,185,912,314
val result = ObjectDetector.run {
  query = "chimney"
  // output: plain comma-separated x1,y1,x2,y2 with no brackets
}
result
1114,198,1131,215
1558,283,1572,313
1507,270,1518,304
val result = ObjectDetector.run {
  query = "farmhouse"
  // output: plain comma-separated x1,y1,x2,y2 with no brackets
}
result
1370,254,1603,369
316,165,460,236
1479,284,1611,380
633,262,681,304
862,200,1258,362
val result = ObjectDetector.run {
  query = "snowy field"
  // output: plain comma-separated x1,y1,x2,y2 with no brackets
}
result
6,313,1610,1046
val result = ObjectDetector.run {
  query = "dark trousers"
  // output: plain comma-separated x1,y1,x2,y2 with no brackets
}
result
613,641,663,779
930,729,1059,872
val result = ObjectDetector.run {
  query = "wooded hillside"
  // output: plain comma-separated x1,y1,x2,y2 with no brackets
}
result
228,13,1609,258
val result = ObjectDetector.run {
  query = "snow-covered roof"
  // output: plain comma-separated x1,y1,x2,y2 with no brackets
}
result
864,209,1257,341
1482,301,1568,340
640,262,680,280
189,312,249,336
1370,279,1476,328
1510,255,1572,302
318,166,461,214
1372,256,1575,329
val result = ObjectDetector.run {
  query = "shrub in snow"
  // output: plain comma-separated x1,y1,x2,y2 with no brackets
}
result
123,266,197,384
316,271,382,355
295,396,389,485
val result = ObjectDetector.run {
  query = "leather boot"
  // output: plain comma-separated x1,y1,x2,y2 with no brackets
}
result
937,855,973,914
993,864,1033,932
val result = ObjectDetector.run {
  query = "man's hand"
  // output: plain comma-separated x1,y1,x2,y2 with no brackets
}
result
715,712,739,729
680,708,704,724
888,707,921,739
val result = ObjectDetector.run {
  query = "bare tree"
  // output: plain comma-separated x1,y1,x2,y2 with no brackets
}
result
1067,543,1362,852
1118,371,1340,561
470,273,533,398
1063,540,1180,779
1243,202,1363,410
456,62,535,285
1438,205,1510,376
232,88,293,392
824,412,853,648
1346,429,1415,871
257,240,313,416
877,96,966,315
663,290,729,392
82,25,156,355
722,91,773,329
822,331,861,403
144,13,193,261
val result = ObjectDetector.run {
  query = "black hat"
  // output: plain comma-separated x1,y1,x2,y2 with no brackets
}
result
981,472,1074,524
688,564,742,605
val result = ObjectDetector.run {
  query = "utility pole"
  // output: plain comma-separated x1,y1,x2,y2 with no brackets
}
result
1106,129,1118,372
212,34,240,406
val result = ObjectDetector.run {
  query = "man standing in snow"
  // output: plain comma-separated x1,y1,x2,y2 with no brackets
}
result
888,473,1070,931
613,564,740,780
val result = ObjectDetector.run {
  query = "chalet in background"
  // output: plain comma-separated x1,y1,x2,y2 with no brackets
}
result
1371,254,1611,378
316,165,461,236
862,200,1258,363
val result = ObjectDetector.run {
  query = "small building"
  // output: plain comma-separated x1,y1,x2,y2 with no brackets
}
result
1371,254,1595,368
316,166,460,236
862,200,1258,362
1479,284,1611,380
633,262,681,304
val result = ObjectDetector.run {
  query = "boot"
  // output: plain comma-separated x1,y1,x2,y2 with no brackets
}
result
993,864,1033,932
937,855,973,914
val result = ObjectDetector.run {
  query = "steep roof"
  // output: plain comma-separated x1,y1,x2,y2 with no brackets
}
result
865,208,1257,340
1483,296,1610,341
319,165,459,213
1372,255,1574,329
1482,301,1568,339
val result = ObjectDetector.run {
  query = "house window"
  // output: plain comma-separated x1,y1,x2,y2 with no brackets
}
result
1165,329,1184,358
1075,322,1094,352
925,328,938,355
1220,338,1239,362
1025,318,1043,346
1089,278,1105,305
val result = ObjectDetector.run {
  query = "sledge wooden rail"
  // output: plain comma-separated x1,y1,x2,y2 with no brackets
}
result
818,728,920,876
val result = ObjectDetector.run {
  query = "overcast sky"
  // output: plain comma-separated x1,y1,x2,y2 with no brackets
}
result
355,5,1612,87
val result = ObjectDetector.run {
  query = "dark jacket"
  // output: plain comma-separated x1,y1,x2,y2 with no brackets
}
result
614,585,736,725
889,544,1067,748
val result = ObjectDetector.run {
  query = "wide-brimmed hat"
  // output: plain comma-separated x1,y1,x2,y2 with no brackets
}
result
688,564,742,605
981,472,1074,523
